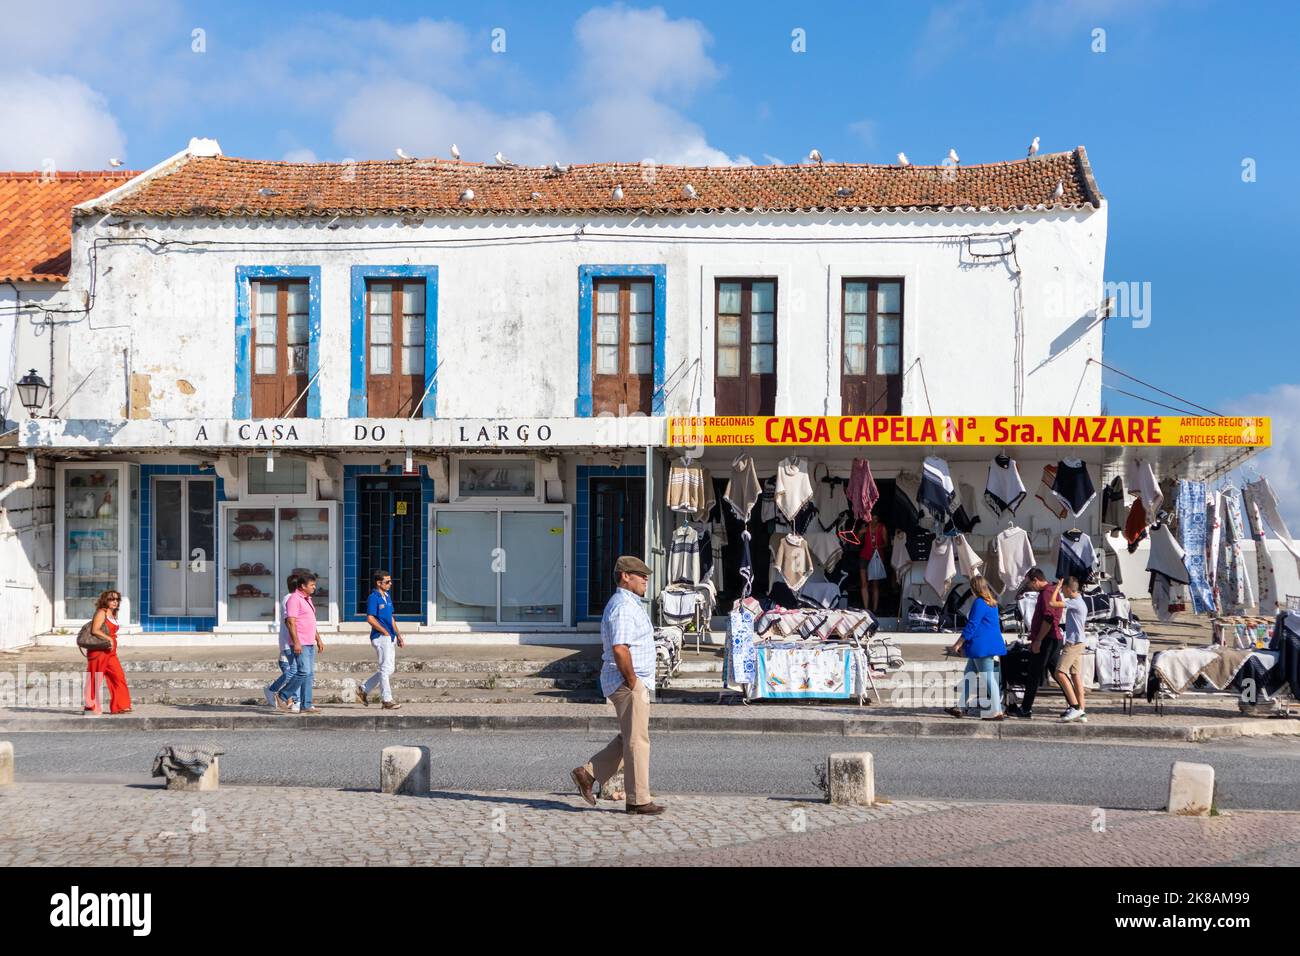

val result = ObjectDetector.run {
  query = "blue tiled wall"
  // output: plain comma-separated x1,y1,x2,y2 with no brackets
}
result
343,465,434,623
575,464,646,620
139,464,225,632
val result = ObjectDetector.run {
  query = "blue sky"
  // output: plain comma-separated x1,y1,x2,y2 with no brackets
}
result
4,0,1298,488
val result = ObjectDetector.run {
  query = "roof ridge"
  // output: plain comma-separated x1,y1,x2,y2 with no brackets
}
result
0,170,141,180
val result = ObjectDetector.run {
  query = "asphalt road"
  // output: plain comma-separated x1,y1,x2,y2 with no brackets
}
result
8,730,1300,811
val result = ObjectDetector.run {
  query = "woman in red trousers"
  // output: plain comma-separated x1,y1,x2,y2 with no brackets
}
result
85,590,132,715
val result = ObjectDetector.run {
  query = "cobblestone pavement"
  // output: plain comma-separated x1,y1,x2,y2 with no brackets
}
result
2,782,1297,866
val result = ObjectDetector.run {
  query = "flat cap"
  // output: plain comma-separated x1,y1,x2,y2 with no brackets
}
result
614,555,652,577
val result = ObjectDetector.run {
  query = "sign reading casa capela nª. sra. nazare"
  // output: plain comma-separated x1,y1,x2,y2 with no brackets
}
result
666,416,1270,447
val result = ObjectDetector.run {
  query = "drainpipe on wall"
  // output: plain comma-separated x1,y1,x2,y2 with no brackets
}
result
0,453,38,532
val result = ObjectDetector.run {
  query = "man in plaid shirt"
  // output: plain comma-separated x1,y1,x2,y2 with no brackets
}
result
571,555,665,815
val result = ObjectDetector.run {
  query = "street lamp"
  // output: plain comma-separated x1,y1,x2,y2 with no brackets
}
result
16,369,49,417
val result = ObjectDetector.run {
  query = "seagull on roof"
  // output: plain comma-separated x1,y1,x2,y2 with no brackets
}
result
1027,136,1040,158
396,148,413,160
450,144,461,160
494,151,517,167
530,191,542,200
1051,179,1064,202
681,183,697,199
808,148,824,164
896,152,909,166
258,187,278,197
611,185,624,201
551,161,569,174
459,188,475,202
109,158,124,167
947,148,960,164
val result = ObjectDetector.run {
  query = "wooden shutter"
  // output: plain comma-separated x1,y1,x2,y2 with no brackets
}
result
714,279,777,416
592,279,654,415
366,280,426,417
251,280,309,418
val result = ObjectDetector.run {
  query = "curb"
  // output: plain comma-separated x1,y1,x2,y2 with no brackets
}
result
2,712,1296,742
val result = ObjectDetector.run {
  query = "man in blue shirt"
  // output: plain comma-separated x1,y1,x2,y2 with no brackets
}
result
358,569,403,710
570,555,664,816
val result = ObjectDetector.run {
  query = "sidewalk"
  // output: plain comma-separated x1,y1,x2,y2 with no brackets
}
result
3,697,1297,743
2,781,1297,866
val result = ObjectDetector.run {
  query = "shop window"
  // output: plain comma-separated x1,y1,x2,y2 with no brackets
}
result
251,280,311,418
223,503,336,625
454,459,538,499
592,279,654,415
715,279,777,416
247,457,309,496
366,279,427,417
841,279,903,415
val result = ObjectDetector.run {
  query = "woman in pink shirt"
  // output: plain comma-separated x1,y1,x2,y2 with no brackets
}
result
284,573,324,713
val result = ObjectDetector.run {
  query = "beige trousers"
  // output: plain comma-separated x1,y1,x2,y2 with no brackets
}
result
583,679,651,805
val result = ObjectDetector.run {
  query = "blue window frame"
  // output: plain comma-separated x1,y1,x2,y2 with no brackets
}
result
234,266,322,419
349,265,440,418
577,264,666,417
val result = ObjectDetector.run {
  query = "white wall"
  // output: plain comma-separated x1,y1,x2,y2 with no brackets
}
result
0,452,55,646
1,282,65,426
34,207,1107,425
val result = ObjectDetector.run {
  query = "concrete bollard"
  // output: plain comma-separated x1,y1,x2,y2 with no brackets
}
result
827,752,875,806
1168,760,1214,816
0,741,13,787
381,746,431,796
166,757,219,792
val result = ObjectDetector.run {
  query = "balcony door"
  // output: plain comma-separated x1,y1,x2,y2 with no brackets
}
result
715,279,776,415
841,279,903,415
366,280,427,417
251,280,310,418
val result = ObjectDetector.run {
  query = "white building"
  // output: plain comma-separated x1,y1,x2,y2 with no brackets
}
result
16,137,1237,645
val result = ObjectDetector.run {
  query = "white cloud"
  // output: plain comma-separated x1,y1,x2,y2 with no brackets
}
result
571,94,746,166
574,5,721,98
1227,383,1300,530
282,148,319,163
334,80,566,166
0,72,125,169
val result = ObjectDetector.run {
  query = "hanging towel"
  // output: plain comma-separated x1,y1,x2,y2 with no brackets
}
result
1051,458,1096,518
954,534,984,579
847,458,880,520
924,536,957,599
1146,523,1190,583
890,530,911,575
724,454,762,522
1125,459,1163,514
1056,530,1095,583
774,457,815,523
1101,476,1126,527
1149,571,1177,622
1035,464,1070,520
1244,477,1300,564
994,526,1036,596
984,454,1027,516
1177,479,1216,615
771,533,816,592
918,456,956,517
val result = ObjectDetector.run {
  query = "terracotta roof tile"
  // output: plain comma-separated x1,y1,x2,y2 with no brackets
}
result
0,171,140,282
92,148,1102,219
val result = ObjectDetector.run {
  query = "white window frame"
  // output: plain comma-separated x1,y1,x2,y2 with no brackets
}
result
55,462,135,628
239,454,319,503
450,455,543,503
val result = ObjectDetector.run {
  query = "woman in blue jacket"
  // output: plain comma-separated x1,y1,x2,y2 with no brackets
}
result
946,574,1007,720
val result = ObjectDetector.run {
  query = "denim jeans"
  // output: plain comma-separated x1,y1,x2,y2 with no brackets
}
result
298,645,317,709
957,656,1003,717
269,649,301,704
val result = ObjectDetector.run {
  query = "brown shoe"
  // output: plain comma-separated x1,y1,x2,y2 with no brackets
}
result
981,713,1007,721
946,707,965,718
382,700,401,710
625,802,666,816
355,686,368,706
570,767,597,807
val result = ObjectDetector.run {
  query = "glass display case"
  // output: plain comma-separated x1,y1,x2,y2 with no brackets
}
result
220,502,337,627
57,463,137,625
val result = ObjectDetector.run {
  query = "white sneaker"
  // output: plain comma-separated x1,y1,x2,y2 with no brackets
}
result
264,686,277,707
289,701,301,714
1061,707,1084,723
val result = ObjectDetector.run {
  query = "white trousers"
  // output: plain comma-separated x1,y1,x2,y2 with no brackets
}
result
362,638,396,702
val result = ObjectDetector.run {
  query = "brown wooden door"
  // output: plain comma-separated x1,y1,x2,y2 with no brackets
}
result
592,279,654,415
841,279,903,415
251,280,310,418
715,279,776,416
366,280,426,417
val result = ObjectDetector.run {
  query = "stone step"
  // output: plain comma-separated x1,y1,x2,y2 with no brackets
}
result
112,687,612,706
17,658,604,676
